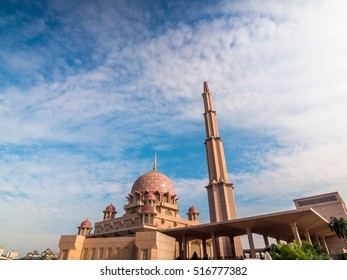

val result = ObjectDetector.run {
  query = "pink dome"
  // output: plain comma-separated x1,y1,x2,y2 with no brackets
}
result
80,219,91,227
188,206,199,213
144,192,157,201
131,171,176,196
105,204,116,211
141,204,154,213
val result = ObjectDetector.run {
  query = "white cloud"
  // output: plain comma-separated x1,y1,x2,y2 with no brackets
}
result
1,0,347,255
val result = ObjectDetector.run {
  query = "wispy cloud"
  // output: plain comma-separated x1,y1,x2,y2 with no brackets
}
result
1,0,347,255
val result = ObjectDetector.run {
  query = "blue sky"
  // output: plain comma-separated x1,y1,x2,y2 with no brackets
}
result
1,0,347,256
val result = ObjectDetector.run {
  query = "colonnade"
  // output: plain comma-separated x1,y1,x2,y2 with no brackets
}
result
175,222,330,260
177,235,239,260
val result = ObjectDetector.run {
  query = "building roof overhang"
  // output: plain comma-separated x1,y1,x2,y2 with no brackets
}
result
160,208,334,242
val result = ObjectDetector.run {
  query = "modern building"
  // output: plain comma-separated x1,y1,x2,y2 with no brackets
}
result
5,250,19,259
163,191,347,259
0,246,4,257
58,82,347,260
23,248,58,260
294,192,347,256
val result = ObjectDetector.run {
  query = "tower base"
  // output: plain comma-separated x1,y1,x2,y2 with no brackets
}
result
216,236,243,259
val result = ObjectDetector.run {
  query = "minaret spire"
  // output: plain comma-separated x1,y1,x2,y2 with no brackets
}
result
204,81,209,93
202,81,243,257
202,81,229,184
153,152,157,171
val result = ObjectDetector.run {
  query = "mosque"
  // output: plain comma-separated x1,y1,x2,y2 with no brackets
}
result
58,82,347,260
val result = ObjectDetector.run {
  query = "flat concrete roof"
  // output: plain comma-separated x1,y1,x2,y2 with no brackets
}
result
161,208,334,242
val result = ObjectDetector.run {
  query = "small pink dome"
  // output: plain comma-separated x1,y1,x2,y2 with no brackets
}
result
131,171,176,195
105,203,116,211
141,204,154,213
80,218,91,227
188,206,199,213
144,192,157,201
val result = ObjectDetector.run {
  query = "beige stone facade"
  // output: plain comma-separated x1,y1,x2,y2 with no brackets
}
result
59,160,202,260
294,192,347,255
59,231,177,260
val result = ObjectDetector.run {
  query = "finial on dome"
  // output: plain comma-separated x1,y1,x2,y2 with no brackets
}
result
153,152,157,171
203,81,209,93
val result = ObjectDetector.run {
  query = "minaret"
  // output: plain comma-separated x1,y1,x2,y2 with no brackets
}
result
202,81,243,257
203,82,230,186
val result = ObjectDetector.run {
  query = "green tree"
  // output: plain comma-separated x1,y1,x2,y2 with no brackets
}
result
267,241,331,260
329,216,347,244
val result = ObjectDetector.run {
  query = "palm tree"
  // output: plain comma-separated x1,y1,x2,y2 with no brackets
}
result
329,216,347,244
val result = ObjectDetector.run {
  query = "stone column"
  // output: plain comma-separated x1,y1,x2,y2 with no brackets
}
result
182,235,187,260
320,237,330,254
211,233,219,260
202,239,208,259
229,236,236,258
199,241,204,260
290,223,302,247
246,229,256,258
178,241,182,259
304,231,312,245
187,241,191,259
315,234,321,246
